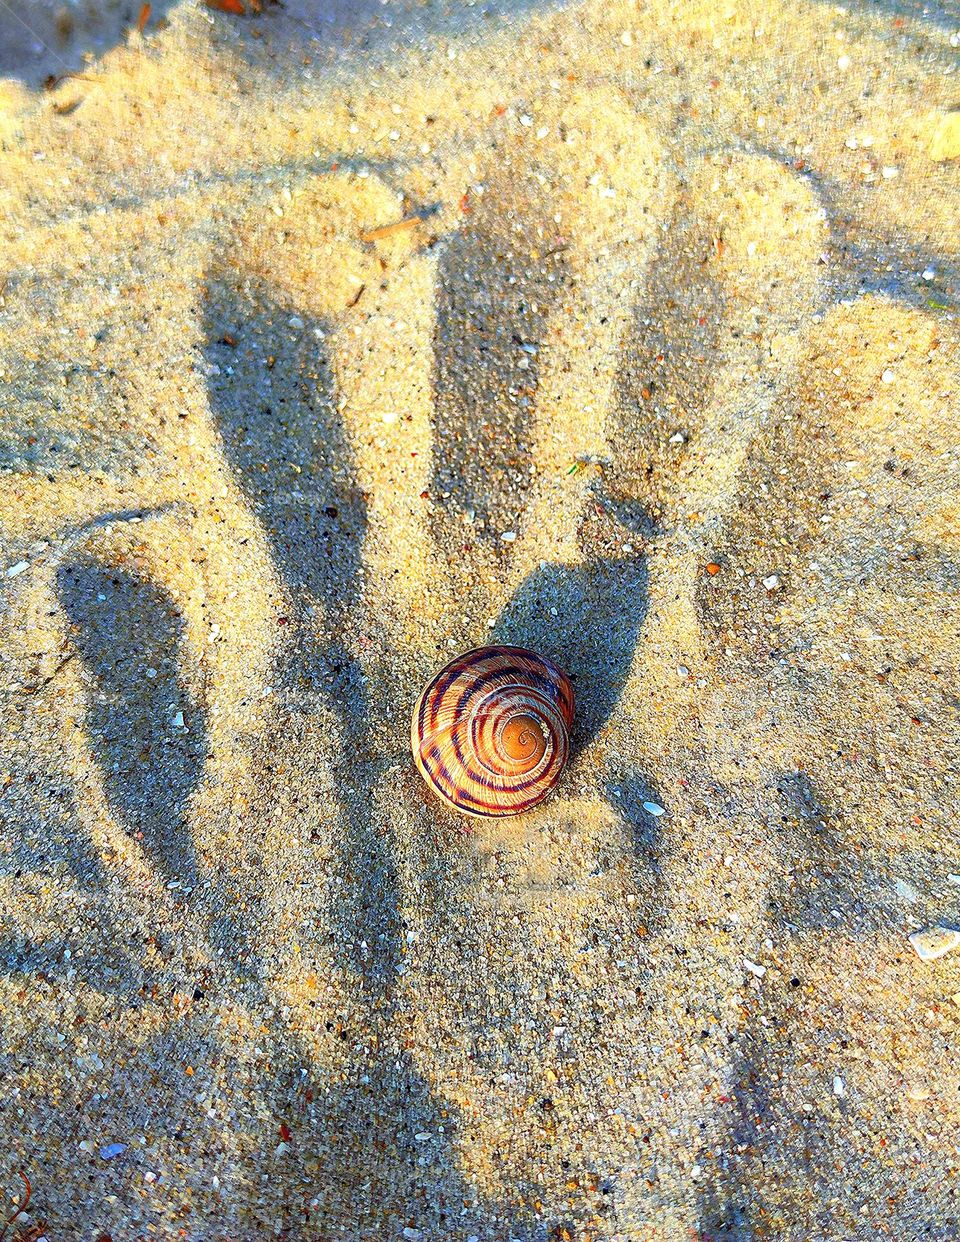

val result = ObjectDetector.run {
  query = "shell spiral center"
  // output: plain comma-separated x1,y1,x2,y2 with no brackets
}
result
500,713,548,767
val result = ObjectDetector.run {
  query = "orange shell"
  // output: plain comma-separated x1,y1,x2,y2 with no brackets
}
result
411,645,574,817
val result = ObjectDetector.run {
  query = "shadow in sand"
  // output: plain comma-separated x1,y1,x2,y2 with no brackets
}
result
493,554,648,757
203,287,365,613
296,1051,541,1239
430,188,573,545
202,279,401,990
0,0,180,86
739,142,960,317
607,192,727,525
201,273,543,1235
607,767,665,860
57,561,206,890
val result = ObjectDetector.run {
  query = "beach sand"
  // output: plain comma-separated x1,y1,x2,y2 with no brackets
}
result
0,0,958,1236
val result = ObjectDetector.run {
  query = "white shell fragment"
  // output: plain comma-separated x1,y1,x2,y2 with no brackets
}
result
908,926,960,962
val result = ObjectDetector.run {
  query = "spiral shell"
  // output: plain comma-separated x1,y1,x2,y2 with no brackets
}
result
411,645,574,817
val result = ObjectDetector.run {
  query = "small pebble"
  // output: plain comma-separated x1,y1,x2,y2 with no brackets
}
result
762,574,780,590
100,1143,127,1160
643,800,665,816
881,166,899,179
909,926,960,962
906,1086,931,1102
833,1075,846,1098
500,531,517,542
922,268,935,281
6,561,28,578
744,958,766,977
894,878,919,903
881,369,895,384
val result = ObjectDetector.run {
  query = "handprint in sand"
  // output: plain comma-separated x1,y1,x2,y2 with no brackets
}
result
1,65,957,1238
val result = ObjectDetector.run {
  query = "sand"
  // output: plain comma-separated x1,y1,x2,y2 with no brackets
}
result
0,0,958,1237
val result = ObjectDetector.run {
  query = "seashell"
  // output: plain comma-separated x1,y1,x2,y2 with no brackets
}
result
411,645,574,817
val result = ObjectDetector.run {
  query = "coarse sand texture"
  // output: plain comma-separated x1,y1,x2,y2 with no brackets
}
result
0,0,958,1237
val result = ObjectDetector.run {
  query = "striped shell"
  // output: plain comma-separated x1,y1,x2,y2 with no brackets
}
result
411,645,574,817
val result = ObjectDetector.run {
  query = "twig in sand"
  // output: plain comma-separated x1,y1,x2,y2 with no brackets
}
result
359,215,425,243
20,652,77,695
0,1171,31,1242
346,283,365,309
42,72,93,91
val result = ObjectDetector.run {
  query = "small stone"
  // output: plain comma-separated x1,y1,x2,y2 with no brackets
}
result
837,53,850,70
100,1143,127,1160
402,1230,423,1241
922,268,936,281
287,316,304,331
519,114,533,127
6,561,28,578
620,30,633,46
171,711,185,729
833,1075,846,1098
642,800,665,816
881,369,895,384
909,926,960,962
894,878,919,903
744,958,766,978
500,531,517,542
906,1085,931,1102
762,574,780,591
881,166,899,179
